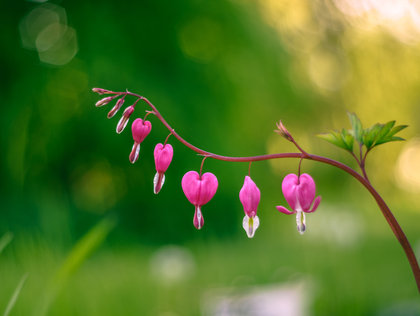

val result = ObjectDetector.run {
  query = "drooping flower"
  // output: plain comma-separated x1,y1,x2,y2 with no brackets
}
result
181,171,218,230
276,173,321,235
239,176,261,238
153,143,173,194
129,118,152,163
117,106,135,134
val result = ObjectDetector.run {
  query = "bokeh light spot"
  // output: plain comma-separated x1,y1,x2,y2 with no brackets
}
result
395,138,420,193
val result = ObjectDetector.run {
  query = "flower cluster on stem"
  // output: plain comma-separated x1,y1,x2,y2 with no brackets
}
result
92,87,420,293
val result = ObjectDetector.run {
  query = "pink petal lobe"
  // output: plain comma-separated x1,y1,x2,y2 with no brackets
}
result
181,171,201,205
239,176,260,218
154,143,173,173
197,172,218,206
296,174,316,212
282,174,299,210
276,206,296,215
132,119,152,143
306,195,321,213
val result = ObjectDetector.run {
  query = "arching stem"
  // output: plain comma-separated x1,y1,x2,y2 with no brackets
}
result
106,90,420,294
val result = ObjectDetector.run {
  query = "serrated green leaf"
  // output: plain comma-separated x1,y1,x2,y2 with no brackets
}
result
363,123,383,149
347,112,364,145
341,128,354,152
315,131,351,151
330,130,349,149
374,136,405,146
388,125,408,137
375,120,395,143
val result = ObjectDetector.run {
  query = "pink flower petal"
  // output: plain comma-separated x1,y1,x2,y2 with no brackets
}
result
154,143,173,173
181,171,201,205
306,195,321,213
239,176,260,218
197,172,218,206
131,118,152,143
281,174,299,210
296,174,316,212
276,206,297,215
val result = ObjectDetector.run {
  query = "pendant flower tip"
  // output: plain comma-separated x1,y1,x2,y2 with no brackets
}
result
129,118,152,163
239,176,261,238
153,143,173,194
181,171,218,230
276,173,321,235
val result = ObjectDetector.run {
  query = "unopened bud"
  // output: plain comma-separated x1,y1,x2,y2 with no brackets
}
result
108,98,125,119
95,96,113,107
92,88,110,95
275,120,293,141
116,106,135,134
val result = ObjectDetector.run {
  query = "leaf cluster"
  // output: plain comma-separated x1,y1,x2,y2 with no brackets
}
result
315,112,407,155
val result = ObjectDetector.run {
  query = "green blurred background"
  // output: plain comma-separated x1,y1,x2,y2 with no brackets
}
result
1,0,420,315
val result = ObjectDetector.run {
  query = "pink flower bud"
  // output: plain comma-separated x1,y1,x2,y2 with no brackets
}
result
116,106,135,134
95,96,113,107
92,88,110,95
181,171,218,230
239,176,261,238
153,143,173,194
108,98,125,119
276,173,321,235
128,118,152,163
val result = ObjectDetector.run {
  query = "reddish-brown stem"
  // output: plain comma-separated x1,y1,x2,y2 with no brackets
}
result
297,157,303,182
107,90,420,293
248,161,252,177
163,132,172,147
132,97,142,108
199,156,208,179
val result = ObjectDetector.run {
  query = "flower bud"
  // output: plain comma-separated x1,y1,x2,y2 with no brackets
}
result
116,106,135,134
92,88,110,95
275,120,293,141
108,98,125,119
95,96,113,107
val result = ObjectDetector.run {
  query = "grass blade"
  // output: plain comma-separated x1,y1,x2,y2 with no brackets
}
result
3,273,28,316
0,232,13,255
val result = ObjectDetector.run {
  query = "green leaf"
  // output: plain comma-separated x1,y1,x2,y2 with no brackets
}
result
347,112,364,145
375,120,395,144
341,128,354,152
315,130,352,152
371,121,407,147
363,123,383,149
388,125,408,137
375,136,405,146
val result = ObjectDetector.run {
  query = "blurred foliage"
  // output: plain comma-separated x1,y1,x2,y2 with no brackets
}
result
1,0,420,315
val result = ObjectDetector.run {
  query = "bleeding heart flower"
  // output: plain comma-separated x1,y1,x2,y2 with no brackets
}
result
129,118,152,163
181,171,218,230
153,143,173,194
239,176,261,238
276,173,321,235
